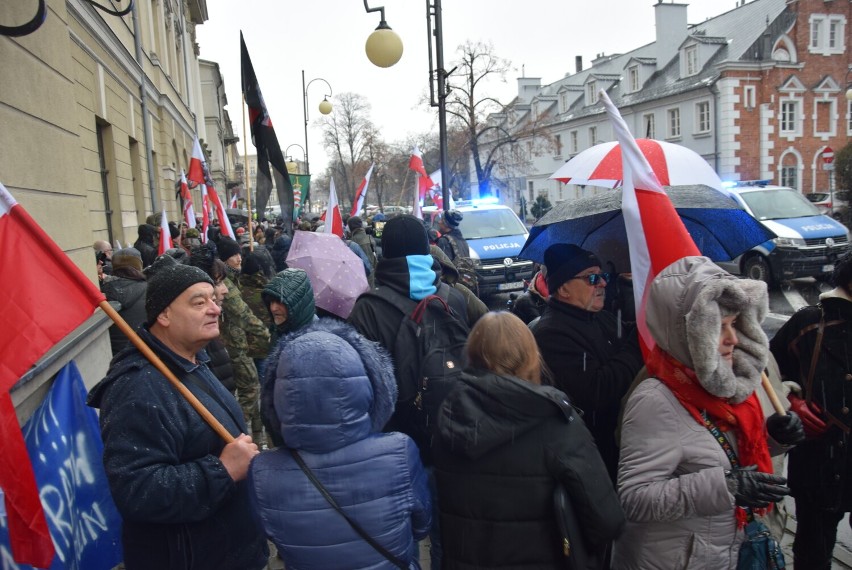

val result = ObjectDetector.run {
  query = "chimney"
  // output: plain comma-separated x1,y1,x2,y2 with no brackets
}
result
654,2,689,68
575,56,583,73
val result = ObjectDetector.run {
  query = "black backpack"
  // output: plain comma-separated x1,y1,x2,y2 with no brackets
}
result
363,284,469,460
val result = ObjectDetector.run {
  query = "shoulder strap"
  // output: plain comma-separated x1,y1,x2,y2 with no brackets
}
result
701,411,754,522
805,308,826,403
446,233,462,259
288,448,408,569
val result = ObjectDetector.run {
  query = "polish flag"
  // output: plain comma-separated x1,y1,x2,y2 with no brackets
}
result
324,179,343,237
178,170,196,228
599,90,700,355
425,169,455,210
186,136,207,187
207,184,235,239
229,192,238,209
349,163,375,217
157,209,173,255
0,182,105,567
408,146,430,179
200,184,210,244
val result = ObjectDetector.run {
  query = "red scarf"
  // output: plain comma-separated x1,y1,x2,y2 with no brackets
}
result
646,346,773,526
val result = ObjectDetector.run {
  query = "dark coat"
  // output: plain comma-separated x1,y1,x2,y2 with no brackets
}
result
533,298,644,481
101,276,147,355
86,329,268,570
206,338,235,393
770,291,852,509
270,235,292,273
433,370,625,569
436,228,470,261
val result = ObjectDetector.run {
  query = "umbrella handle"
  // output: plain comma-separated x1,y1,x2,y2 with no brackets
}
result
761,371,786,416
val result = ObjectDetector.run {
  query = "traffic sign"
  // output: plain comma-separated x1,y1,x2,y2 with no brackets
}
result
822,147,835,171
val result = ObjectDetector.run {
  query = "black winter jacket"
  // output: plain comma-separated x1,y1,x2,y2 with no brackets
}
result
206,338,235,393
533,298,643,481
433,370,625,569
102,276,147,355
87,329,268,570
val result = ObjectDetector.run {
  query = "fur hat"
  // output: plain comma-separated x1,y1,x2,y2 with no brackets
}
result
544,243,601,292
216,236,241,261
111,247,143,272
145,262,213,325
381,214,430,259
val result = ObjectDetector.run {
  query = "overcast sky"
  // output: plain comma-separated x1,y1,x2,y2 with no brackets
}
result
195,0,732,174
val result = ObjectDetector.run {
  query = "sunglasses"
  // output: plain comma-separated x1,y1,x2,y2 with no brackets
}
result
570,272,611,286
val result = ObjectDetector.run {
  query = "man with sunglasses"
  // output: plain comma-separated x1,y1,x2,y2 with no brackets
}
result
533,243,644,482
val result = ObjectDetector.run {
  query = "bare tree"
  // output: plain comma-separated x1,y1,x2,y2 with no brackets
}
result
321,92,375,210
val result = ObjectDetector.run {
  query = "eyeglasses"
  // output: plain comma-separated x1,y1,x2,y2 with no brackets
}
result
570,272,611,286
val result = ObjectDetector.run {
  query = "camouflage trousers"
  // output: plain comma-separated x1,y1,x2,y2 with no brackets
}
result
231,352,264,446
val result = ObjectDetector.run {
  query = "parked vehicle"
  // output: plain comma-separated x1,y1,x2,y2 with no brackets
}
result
805,190,849,223
717,181,851,285
424,199,534,297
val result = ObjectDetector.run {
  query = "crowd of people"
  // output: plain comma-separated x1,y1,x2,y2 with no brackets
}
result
85,208,852,569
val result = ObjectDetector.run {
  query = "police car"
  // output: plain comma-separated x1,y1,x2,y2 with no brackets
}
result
424,199,534,297
717,181,851,284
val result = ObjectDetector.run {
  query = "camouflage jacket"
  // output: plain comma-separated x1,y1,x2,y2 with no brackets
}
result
237,273,272,331
220,277,270,360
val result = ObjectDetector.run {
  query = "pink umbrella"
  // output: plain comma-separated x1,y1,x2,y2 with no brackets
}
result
550,138,723,190
286,231,369,319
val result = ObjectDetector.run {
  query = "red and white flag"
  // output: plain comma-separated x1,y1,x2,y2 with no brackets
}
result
178,169,196,228
324,179,344,237
229,192,238,209
200,184,210,244
408,146,430,179
426,169,455,210
349,163,375,217
157,209,173,255
207,184,235,239
600,90,700,355
0,182,105,567
186,136,206,188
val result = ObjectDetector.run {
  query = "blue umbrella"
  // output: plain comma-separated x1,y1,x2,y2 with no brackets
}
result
519,185,776,272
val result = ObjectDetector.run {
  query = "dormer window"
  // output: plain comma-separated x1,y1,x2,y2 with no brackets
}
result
560,92,569,112
685,45,699,76
628,65,640,93
586,81,598,105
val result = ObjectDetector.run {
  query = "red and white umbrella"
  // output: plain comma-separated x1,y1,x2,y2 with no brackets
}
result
550,138,723,191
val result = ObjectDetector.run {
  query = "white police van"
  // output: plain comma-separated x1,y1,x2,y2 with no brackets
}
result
424,199,534,297
717,181,850,285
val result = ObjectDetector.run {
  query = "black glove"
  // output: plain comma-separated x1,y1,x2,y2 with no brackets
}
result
766,411,805,446
725,465,790,508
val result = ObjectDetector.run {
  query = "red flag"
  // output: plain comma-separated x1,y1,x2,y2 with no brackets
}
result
408,146,430,179
187,136,206,187
178,169,196,228
324,179,343,237
207,184,235,238
229,192,238,209
599,90,700,355
200,184,210,244
0,182,105,567
349,163,375,217
158,209,173,255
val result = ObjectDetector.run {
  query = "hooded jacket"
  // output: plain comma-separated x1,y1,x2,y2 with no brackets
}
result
433,370,625,569
270,235,292,272
613,256,769,570
87,328,268,570
261,268,317,344
249,319,431,569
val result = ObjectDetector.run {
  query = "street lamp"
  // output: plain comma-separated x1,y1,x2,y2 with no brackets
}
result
363,1,403,68
302,71,333,181
364,0,450,211
285,143,306,174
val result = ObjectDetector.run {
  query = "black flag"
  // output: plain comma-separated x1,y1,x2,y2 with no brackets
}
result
240,31,293,227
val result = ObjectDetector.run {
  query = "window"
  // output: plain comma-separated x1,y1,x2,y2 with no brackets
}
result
685,45,699,76
810,19,821,49
780,100,799,135
570,130,578,154
848,100,852,135
814,100,834,137
528,181,534,201
667,108,681,138
781,165,798,188
560,92,569,112
554,134,563,156
809,15,846,54
744,85,756,109
643,113,656,139
586,81,598,105
695,101,711,134
628,65,640,92
589,126,597,145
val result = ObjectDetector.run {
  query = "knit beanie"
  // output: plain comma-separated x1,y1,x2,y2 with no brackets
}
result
111,247,143,272
348,216,364,231
189,243,218,275
439,209,463,228
145,263,213,325
381,214,430,259
216,236,242,262
544,243,601,293
262,268,316,334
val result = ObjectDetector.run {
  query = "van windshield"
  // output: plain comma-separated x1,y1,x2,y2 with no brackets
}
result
458,209,527,239
739,189,821,220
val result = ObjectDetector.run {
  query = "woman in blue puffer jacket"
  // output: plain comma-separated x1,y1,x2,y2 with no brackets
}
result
248,318,432,569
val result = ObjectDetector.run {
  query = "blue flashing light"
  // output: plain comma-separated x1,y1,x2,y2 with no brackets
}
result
723,179,772,189
471,196,500,206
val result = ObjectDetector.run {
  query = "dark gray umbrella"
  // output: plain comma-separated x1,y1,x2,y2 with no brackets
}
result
519,185,776,272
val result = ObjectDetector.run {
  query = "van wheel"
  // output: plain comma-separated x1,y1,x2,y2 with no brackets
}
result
743,255,774,286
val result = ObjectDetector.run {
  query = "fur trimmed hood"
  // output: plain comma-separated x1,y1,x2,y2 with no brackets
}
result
261,318,397,452
646,256,768,403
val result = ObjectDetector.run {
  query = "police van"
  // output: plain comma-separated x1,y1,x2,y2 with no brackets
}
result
717,181,850,285
424,199,534,297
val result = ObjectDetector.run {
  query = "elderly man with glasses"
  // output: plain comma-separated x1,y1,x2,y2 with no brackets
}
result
533,243,644,482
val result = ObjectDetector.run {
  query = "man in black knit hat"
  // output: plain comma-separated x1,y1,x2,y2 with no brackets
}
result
87,261,268,569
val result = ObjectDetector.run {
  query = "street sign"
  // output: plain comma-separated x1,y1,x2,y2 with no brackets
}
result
822,147,835,171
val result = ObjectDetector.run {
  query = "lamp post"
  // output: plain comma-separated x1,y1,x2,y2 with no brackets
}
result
363,0,450,212
285,143,306,214
846,66,852,102
302,71,333,182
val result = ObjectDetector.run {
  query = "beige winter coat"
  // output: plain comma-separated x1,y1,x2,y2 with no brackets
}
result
612,256,770,569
